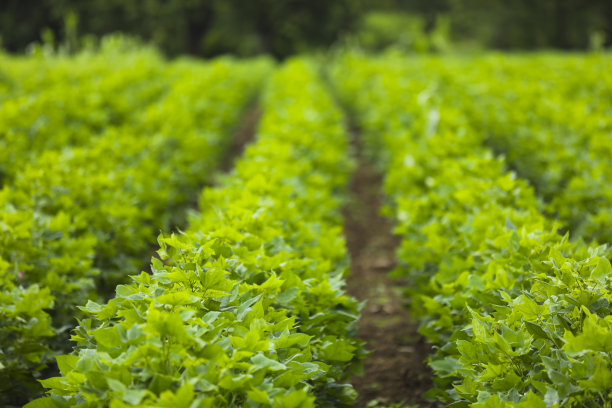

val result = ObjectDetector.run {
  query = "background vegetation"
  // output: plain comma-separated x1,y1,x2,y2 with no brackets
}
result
1,0,610,58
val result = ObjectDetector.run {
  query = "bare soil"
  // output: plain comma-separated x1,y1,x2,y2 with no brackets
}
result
342,123,434,407
219,105,261,173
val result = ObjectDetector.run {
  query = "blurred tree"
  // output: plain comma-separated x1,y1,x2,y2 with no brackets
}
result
0,0,63,52
218,0,362,58
55,0,216,56
448,0,611,49
0,0,361,58
0,0,610,56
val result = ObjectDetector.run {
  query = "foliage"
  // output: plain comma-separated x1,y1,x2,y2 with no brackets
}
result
27,59,364,408
0,0,361,59
0,39,167,185
357,52,612,245
1,0,611,58
432,54,612,244
3,33,612,408
0,46,272,406
352,11,449,53
331,52,612,407
447,0,611,50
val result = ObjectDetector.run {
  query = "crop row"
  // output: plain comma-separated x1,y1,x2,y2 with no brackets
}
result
28,59,363,408
0,40,170,185
1,53,272,405
332,53,612,407
443,54,612,244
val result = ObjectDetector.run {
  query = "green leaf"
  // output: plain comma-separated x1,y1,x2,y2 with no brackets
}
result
39,377,68,391
578,364,612,391
524,321,550,340
516,392,546,408
55,354,79,376
447,401,471,408
156,291,193,306
247,387,271,404
273,389,315,408
115,285,133,297
590,257,612,281
564,314,612,353
237,295,263,321
278,287,299,304
93,327,122,348
78,300,104,314
318,339,356,362
107,378,128,393
430,356,460,376
24,397,61,408
148,309,186,338
251,354,287,371
123,389,147,405
543,387,559,406
275,333,310,349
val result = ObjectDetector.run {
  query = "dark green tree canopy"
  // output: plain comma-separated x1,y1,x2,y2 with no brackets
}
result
0,0,361,58
1,0,610,57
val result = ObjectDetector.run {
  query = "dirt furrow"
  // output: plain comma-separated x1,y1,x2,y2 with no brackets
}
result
342,123,434,407
219,105,261,173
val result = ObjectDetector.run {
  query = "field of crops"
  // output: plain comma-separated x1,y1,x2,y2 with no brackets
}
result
1,43,611,408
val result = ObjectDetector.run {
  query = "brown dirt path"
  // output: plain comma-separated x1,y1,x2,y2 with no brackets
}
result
342,123,434,407
219,105,261,173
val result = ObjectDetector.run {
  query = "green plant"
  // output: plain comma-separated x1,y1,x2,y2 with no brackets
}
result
0,50,272,406
439,54,612,244
331,52,612,407
27,59,364,408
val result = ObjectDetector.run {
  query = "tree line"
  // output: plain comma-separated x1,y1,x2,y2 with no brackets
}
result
1,0,610,58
